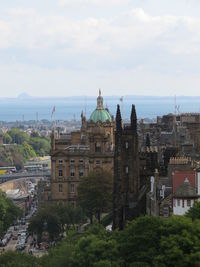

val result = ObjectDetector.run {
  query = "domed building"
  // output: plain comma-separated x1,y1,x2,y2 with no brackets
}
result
89,90,112,123
50,90,115,204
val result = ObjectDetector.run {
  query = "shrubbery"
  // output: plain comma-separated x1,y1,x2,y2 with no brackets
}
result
0,128,50,169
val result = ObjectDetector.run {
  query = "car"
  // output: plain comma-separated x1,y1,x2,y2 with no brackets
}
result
21,219,26,225
1,239,7,247
14,226,18,231
5,233,12,241
12,234,18,240
16,243,25,250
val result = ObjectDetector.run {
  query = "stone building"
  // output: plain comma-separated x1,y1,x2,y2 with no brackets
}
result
113,105,146,230
50,90,115,204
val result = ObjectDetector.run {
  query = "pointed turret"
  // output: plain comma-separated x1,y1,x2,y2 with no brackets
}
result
146,133,151,147
131,104,137,130
116,104,122,132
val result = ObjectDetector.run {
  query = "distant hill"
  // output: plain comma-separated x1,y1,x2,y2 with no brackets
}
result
17,93,32,99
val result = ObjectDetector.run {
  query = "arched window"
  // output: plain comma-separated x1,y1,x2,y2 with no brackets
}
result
95,142,101,152
125,166,129,174
125,141,129,149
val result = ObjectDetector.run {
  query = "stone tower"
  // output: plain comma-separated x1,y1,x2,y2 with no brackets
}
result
113,104,140,230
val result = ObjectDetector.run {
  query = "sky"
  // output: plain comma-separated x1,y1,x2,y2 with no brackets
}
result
0,0,200,97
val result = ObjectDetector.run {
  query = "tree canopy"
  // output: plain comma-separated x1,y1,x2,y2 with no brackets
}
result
28,203,86,243
3,215,200,267
0,128,50,169
77,170,113,223
0,190,22,237
186,201,200,221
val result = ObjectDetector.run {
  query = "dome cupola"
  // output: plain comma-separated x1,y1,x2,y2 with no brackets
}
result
89,90,112,123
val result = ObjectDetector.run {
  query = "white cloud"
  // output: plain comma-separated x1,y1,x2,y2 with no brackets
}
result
0,6,200,96
59,0,130,7
0,6,200,57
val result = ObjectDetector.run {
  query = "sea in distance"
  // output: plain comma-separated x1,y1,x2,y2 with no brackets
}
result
0,95,200,122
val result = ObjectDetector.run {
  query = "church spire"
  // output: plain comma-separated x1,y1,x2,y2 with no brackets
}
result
116,104,122,132
131,104,137,130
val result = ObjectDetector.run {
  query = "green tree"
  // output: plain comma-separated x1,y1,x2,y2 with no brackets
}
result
71,235,119,267
0,190,21,237
119,216,164,266
154,217,200,267
77,171,113,223
55,203,86,231
29,137,50,156
18,142,37,159
3,132,12,144
117,215,200,267
186,201,200,221
7,128,29,144
0,251,39,267
28,207,61,243
29,203,85,242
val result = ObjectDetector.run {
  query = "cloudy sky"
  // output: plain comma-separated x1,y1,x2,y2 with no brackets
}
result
0,0,200,97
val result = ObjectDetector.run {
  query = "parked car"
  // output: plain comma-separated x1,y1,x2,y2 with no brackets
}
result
1,239,7,247
12,233,18,240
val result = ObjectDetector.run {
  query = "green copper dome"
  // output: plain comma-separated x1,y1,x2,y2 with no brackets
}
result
90,109,112,123
89,89,113,123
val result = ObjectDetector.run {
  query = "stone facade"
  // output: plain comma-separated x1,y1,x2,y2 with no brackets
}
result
113,105,145,230
50,91,114,204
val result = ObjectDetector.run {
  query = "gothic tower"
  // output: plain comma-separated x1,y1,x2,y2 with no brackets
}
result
113,104,140,230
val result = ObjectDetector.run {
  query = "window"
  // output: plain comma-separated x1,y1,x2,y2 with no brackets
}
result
59,184,63,192
163,207,169,217
79,171,84,177
182,199,185,208
96,160,100,165
125,166,129,174
177,199,180,206
95,142,101,152
70,159,75,165
70,170,75,177
70,183,75,193
187,199,191,207
79,159,84,164
59,159,63,164
59,169,63,177
125,141,129,149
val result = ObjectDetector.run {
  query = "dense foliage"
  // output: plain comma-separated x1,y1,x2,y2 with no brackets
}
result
0,251,40,267
1,128,50,169
3,213,200,266
28,203,86,243
0,190,22,237
77,171,113,223
186,201,200,221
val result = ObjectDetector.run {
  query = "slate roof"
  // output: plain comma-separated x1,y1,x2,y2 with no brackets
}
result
174,178,198,198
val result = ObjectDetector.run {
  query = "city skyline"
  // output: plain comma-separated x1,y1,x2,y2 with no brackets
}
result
1,0,200,97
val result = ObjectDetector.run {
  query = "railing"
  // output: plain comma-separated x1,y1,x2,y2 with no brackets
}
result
0,170,51,184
